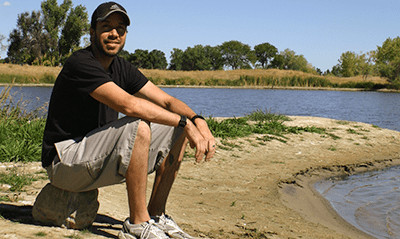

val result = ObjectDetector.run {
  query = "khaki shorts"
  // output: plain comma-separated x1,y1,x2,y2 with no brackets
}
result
46,116,184,192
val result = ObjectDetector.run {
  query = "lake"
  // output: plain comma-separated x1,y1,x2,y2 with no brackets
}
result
2,86,400,238
3,86,400,131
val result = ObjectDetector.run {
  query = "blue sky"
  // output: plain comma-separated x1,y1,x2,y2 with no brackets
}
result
0,0,399,71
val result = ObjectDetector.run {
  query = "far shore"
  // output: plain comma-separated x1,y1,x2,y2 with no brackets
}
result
2,83,400,93
1,116,399,238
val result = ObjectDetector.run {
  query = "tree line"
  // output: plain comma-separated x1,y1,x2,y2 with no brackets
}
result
327,37,400,83
0,0,399,83
113,41,317,74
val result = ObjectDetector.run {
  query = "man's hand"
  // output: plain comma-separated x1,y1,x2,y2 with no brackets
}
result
189,118,216,162
183,120,213,163
192,118,215,161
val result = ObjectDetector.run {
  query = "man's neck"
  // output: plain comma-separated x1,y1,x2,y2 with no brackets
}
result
91,45,114,72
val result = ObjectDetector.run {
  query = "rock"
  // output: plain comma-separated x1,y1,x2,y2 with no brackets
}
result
32,183,99,229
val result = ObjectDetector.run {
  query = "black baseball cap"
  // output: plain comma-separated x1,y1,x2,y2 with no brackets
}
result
91,2,130,29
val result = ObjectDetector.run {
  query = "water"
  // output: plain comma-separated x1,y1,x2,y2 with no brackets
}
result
316,166,400,238
2,86,400,238
161,88,400,131
2,87,400,131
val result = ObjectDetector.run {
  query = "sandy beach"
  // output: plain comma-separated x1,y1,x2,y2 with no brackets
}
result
1,116,399,238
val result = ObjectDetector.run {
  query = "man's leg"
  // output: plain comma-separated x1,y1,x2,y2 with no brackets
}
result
147,134,188,216
126,120,152,224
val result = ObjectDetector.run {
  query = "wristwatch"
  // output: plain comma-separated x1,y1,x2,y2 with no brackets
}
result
178,115,187,128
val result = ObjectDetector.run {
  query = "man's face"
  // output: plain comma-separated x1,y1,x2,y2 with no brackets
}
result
92,12,127,57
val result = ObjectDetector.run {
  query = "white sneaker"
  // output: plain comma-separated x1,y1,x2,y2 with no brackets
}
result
152,214,193,239
118,218,170,239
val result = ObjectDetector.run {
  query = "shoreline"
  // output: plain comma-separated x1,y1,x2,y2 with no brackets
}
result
1,116,400,238
2,83,400,93
280,157,400,239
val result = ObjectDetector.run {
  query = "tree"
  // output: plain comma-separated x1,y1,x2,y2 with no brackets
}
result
330,64,342,77
270,49,313,73
270,54,285,69
58,4,89,60
254,42,277,68
41,0,72,61
169,48,184,70
130,49,150,68
169,45,223,71
7,11,48,64
357,51,375,80
335,51,375,79
148,49,167,69
7,0,88,65
126,49,167,69
375,37,400,82
181,45,212,71
220,40,253,69
204,45,224,70
339,51,359,77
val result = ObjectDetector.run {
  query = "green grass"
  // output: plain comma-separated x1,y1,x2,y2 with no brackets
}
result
0,86,46,163
0,168,36,192
206,110,338,140
34,232,47,237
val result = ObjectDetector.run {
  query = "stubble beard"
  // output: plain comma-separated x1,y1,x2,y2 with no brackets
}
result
93,34,125,57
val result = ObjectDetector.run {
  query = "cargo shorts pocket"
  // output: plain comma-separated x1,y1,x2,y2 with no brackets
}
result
86,155,108,180
50,161,95,192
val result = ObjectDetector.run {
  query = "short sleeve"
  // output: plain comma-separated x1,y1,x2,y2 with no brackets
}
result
62,49,112,94
110,56,149,94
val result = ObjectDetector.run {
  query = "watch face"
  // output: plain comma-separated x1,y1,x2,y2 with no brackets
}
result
179,115,187,128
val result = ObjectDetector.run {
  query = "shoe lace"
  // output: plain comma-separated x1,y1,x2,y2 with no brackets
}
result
162,215,192,238
141,220,168,239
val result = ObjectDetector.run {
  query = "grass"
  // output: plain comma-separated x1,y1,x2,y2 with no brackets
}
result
34,232,47,237
0,86,46,163
206,109,338,140
0,168,36,192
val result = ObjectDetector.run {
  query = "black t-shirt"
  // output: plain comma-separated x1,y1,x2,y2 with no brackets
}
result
41,47,148,168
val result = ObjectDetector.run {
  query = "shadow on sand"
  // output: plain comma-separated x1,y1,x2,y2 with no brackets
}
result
0,203,123,238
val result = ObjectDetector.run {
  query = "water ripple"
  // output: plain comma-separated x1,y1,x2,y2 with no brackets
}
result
316,166,400,238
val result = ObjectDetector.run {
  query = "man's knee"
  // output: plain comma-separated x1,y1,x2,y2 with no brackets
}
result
136,120,151,144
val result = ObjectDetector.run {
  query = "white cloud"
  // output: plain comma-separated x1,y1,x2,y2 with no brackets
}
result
3,1,11,6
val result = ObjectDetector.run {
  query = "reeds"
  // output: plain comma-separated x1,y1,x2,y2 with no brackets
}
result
150,75,390,90
0,63,390,88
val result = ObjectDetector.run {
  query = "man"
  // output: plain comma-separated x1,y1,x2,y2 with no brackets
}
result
40,2,215,238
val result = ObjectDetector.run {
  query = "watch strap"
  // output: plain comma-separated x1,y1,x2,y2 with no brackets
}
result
190,115,205,126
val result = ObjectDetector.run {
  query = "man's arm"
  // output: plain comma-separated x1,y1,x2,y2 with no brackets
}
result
90,81,214,161
136,81,216,161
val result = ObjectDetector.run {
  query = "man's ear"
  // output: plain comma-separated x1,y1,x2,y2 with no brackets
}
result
90,28,95,38
89,28,95,42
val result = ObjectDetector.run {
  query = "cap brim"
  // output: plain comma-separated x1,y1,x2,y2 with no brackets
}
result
97,9,130,26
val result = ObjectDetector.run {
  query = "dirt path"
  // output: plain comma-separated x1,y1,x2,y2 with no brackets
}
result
1,116,399,238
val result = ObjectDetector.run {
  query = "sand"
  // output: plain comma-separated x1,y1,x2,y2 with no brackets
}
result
1,116,399,238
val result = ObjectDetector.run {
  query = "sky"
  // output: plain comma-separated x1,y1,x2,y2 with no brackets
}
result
0,0,399,71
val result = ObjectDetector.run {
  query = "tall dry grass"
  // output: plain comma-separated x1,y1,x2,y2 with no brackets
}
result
141,68,388,84
0,64,61,79
0,63,389,85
